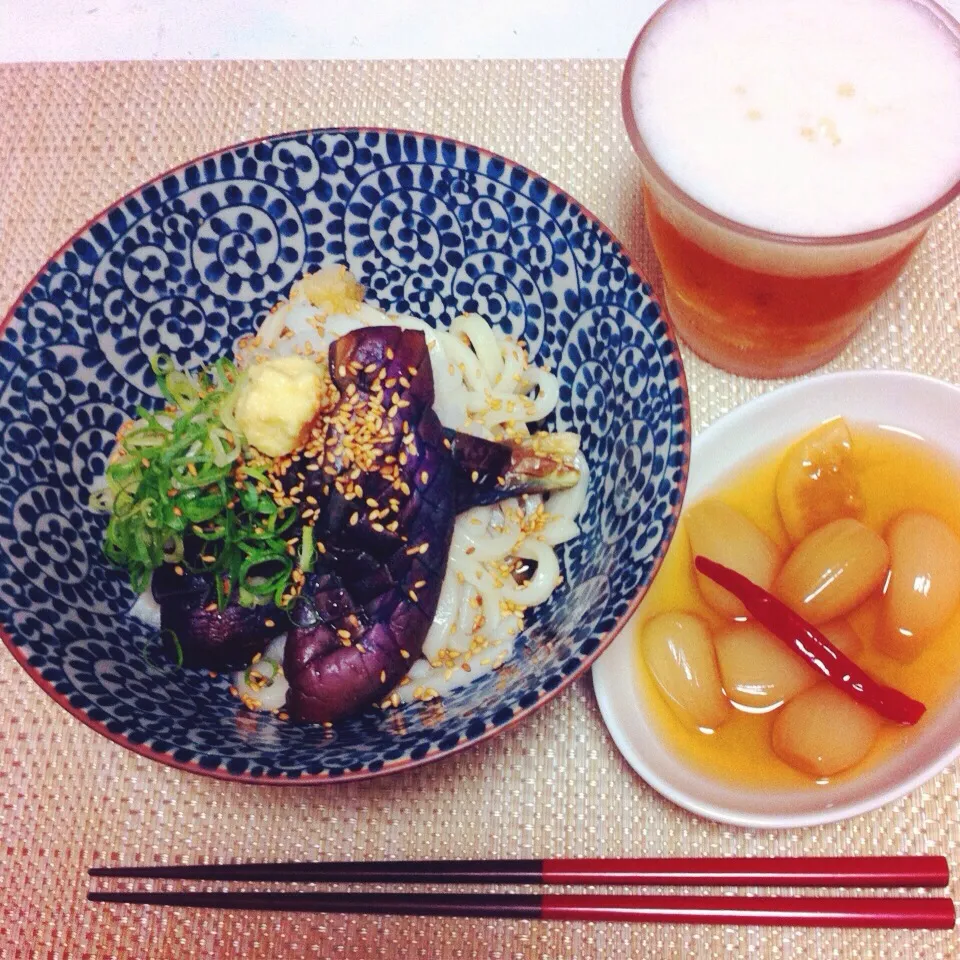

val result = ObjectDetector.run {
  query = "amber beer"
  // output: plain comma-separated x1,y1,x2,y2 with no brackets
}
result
623,0,960,378
642,185,924,376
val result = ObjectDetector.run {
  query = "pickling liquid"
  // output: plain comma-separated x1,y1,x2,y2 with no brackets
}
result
635,423,960,787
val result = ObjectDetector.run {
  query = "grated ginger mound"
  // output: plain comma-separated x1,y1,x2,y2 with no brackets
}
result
234,355,334,457
298,264,364,314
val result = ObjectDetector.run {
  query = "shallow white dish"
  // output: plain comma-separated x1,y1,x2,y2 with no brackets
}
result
593,369,960,828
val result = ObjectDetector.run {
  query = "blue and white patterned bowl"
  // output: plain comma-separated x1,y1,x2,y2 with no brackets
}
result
0,128,689,782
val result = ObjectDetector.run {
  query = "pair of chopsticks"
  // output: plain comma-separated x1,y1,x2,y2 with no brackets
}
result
88,856,956,929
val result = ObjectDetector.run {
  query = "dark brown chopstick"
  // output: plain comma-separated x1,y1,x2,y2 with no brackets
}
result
86,889,956,929
88,855,950,888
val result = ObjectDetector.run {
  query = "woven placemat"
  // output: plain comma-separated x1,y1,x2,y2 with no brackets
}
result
0,59,958,960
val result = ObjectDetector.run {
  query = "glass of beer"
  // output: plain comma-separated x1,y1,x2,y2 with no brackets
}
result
622,0,960,378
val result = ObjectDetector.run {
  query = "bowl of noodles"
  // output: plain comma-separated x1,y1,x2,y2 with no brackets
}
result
0,128,689,781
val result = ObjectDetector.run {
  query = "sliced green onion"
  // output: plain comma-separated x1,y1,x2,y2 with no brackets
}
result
139,629,184,669
300,525,315,573
162,536,184,564
95,352,318,611
166,629,185,668
244,658,280,688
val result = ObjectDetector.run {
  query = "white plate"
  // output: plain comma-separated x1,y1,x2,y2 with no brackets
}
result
592,370,960,828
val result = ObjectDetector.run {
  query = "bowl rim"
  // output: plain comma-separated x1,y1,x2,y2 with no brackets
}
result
593,369,960,828
0,124,691,785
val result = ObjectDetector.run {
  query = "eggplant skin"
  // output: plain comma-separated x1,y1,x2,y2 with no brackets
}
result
283,327,456,722
447,429,580,510
152,564,284,671
284,489,454,722
283,569,440,723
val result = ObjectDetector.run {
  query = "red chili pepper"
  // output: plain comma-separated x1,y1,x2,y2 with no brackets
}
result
693,555,926,726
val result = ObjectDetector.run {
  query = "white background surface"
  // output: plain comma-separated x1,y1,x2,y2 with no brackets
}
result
0,0,666,61
2,0,959,62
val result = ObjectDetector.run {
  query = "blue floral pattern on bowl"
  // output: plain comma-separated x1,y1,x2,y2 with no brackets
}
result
0,129,689,782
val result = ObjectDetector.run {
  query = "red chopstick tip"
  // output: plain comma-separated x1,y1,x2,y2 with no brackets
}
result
931,855,951,888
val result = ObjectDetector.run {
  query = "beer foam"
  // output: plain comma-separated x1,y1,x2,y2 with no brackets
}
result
630,0,960,237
